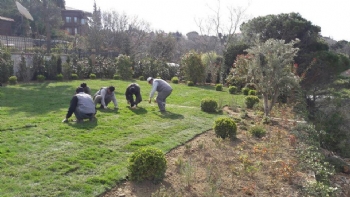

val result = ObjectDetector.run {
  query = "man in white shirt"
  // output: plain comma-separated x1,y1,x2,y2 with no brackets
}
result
147,77,173,112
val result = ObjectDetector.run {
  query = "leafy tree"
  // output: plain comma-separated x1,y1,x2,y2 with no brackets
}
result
116,55,133,80
236,39,299,116
87,1,103,52
223,43,250,80
181,51,206,85
149,32,176,62
202,52,223,83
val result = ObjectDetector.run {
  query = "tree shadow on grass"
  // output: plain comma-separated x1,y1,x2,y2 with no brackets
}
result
154,111,184,119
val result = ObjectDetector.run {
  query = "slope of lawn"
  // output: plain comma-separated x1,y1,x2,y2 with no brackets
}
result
0,79,245,197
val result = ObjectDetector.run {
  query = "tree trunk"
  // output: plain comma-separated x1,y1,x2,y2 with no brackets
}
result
263,93,269,116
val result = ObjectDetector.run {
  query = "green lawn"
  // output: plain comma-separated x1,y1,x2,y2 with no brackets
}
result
0,79,245,197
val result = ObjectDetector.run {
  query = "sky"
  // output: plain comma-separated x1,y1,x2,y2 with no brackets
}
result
65,0,350,41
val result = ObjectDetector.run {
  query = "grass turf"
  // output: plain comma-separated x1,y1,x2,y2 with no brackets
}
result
0,79,245,197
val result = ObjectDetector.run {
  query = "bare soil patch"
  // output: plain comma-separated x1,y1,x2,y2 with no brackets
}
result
102,107,350,197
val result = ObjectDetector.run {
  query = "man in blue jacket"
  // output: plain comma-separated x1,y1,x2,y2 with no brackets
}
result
62,87,96,123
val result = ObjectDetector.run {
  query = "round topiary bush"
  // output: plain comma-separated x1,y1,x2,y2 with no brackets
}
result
215,84,223,91
113,74,120,80
245,83,257,90
8,76,17,85
37,74,46,82
89,73,96,79
56,73,63,81
245,95,259,108
127,147,167,182
213,117,237,140
248,90,257,95
249,125,266,138
242,87,250,95
200,98,218,112
71,74,78,80
139,76,145,81
187,81,194,86
171,76,179,84
228,86,237,94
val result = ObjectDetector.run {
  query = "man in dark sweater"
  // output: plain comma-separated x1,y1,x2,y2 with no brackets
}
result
62,87,96,123
125,83,142,109
80,82,91,95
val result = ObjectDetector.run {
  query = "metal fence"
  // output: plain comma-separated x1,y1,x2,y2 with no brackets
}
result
0,35,120,59
0,35,33,50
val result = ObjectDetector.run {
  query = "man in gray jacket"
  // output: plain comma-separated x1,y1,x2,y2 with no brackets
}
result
62,87,96,123
147,77,173,112
93,86,118,109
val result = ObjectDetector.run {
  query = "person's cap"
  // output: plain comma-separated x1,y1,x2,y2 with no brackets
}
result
76,87,84,93
147,77,153,82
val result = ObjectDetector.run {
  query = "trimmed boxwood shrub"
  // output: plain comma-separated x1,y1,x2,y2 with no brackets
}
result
71,74,78,80
248,90,257,95
113,74,120,80
249,125,266,138
187,81,194,86
228,86,237,94
171,76,179,84
213,117,237,140
245,95,259,108
56,73,63,81
8,76,17,85
242,87,250,95
200,98,217,112
127,147,167,182
139,76,145,81
89,73,96,79
37,74,46,82
215,84,223,91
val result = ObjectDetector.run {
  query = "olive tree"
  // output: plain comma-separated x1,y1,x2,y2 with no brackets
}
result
237,39,300,116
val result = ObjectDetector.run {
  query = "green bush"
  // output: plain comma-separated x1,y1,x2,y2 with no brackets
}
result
139,76,145,81
187,81,194,86
200,98,218,113
249,125,266,138
8,76,17,85
56,73,63,81
71,74,78,80
245,95,259,108
242,87,250,95
113,74,120,80
213,117,237,140
171,76,179,84
89,73,96,79
248,90,257,95
37,74,46,82
215,84,223,91
128,147,167,182
228,86,237,94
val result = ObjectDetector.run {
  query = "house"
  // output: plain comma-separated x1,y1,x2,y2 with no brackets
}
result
61,7,91,36
0,16,14,36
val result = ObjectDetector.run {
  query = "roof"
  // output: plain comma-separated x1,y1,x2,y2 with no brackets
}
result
0,16,14,22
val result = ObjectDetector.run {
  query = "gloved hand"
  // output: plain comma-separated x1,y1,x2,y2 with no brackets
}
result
62,118,68,123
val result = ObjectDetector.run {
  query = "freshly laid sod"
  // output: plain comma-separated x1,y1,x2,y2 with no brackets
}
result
0,80,245,197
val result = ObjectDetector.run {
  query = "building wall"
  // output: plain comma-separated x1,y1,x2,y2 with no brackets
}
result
61,9,90,36
0,20,13,36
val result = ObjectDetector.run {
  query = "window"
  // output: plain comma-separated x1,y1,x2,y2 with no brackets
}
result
74,17,77,23
66,28,72,34
65,17,71,23
74,28,78,35
81,19,85,25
